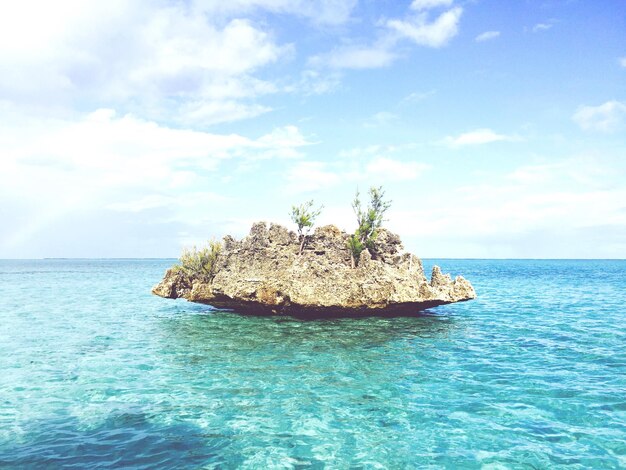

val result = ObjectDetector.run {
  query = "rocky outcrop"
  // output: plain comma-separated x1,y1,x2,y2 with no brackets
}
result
152,222,476,316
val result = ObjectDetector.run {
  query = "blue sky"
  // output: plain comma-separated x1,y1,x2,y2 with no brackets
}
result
0,0,624,258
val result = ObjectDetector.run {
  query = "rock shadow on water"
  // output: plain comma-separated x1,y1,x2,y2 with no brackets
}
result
157,303,458,359
0,410,233,469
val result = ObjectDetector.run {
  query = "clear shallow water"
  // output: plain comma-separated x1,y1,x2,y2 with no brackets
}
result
1,259,625,469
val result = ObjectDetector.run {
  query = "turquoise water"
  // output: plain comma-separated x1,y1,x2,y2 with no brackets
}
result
1,259,625,468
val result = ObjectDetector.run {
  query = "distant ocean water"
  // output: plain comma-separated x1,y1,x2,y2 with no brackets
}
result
0,258,625,469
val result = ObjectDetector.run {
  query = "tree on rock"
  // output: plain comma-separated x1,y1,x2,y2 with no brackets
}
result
349,186,391,268
290,200,323,254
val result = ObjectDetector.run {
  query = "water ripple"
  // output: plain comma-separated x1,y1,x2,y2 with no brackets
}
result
0,259,625,468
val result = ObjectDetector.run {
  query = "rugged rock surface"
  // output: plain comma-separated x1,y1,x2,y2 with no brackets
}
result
152,222,476,316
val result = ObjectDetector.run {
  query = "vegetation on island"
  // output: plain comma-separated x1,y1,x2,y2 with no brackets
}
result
174,239,222,282
175,186,390,279
290,200,323,254
348,186,392,268
287,187,391,266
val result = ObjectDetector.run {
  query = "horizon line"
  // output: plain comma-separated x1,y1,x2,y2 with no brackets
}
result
1,257,625,261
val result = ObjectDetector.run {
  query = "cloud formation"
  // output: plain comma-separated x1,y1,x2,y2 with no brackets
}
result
410,0,453,10
310,1,462,69
475,31,500,42
444,128,518,147
309,42,397,69
284,154,430,194
0,1,291,125
386,155,626,258
386,6,463,48
532,23,552,32
0,1,622,259
572,101,626,133
365,158,430,181
0,107,308,250
195,0,358,26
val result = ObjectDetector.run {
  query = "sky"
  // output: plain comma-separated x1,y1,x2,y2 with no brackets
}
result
0,0,625,259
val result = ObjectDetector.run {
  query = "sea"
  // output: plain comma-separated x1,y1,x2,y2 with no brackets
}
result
0,258,624,469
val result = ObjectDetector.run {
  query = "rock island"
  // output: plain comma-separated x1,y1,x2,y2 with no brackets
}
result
152,221,476,316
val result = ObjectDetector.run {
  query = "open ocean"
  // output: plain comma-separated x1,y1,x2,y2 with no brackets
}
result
0,258,625,469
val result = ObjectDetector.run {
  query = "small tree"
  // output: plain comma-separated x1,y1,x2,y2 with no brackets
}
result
349,186,391,267
290,200,323,254
175,239,222,282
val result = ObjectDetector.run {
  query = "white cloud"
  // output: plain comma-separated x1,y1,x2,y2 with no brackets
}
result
255,125,311,159
401,90,436,104
620,57,626,68
364,111,398,128
338,143,421,160
193,0,358,26
285,161,341,193
0,1,290,125
365,158,430,181
307,0,466,72
444,128,518,147
386,6,462,48
107,192,228,213
178,100,272,126
284,154,429,194
293,70,342,95
392,186,626,242
475,31,500,42
533,23,552,33
506,157,612,188
572,101,626,133
386,156,626,258
0,107,309,248
410,0,454,10
309,42,397,69
310,2,463,69
507,165,554,185
338,145,386,159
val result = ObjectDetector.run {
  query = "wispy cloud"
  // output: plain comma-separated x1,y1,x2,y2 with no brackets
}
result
310,2,462,69
533,22,553,33
400,90,436,104
283,154,429,194
106,192,228,213
386,6,463,48
363,111,398,128
506,163,560,185
284,161,341,193
292,70,342,95
410,0,454,10
386,155,626,258
475,31,500,42
443,128,519,147
198,0,358,26
178,100,272,126
0,106,310,248
572,100,626,133
365,157,430,181
619,57,626,68
308,41,397,69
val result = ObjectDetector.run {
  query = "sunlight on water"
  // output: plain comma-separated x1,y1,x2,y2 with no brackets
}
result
1,259,625,468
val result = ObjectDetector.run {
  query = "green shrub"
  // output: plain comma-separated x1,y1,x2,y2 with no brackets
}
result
349,186,391,267
175,239,222,282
